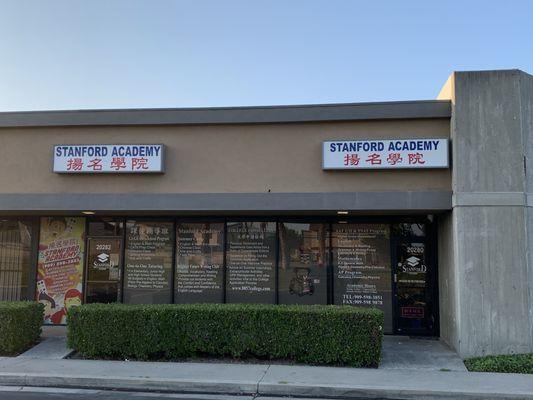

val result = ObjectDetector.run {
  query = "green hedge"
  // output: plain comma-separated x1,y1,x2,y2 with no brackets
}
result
465,353,533,374
0,301,44,356
67,303,383,367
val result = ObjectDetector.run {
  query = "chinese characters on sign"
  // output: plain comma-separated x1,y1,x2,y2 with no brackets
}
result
53,144,164,173
322,139,448,169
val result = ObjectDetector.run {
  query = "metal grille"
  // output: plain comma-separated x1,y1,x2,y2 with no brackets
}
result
0,221,30,301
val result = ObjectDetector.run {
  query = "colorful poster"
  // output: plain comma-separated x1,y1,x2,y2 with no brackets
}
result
36,217,85,324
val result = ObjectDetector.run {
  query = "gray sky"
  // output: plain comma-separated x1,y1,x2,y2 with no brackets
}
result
1,0,532,111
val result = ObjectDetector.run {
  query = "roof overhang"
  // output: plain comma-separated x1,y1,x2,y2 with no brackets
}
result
0,100,451,128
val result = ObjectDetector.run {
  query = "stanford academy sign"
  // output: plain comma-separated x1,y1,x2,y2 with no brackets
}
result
53,144,164,173
322,139,448,170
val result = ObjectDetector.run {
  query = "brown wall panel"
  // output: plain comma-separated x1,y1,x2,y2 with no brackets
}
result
0,119,450,195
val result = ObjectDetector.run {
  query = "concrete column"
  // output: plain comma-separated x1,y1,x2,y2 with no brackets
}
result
438,70,533,357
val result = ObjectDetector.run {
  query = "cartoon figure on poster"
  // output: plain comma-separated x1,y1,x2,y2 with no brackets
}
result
36,217,85,324
37,291,56,324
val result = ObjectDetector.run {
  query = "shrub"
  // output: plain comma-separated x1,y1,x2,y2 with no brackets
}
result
0,301,44,355
68,303,383,367
465,353,533,374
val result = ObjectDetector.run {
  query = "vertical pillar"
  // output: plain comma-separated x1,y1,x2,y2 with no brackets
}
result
438,70,533,357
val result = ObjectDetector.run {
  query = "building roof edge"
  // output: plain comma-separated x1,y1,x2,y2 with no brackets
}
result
0,99,451,128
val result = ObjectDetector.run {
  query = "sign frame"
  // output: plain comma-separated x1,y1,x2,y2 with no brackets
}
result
322,138,449,170
52,143,165,174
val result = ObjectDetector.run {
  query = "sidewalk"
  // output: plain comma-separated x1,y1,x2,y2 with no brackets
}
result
0,357,532,399
380,336,466,371
0,329,531,400
16,326,71,360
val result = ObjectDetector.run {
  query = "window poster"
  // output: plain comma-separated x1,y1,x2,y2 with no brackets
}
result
278,223,328,304
331,223,392,333
36,217,85,324
123,220,173,304
226,221,276,304
175,222,224,303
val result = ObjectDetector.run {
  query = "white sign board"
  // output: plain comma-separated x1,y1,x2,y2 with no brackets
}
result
323,139,448,169
53,144,164,173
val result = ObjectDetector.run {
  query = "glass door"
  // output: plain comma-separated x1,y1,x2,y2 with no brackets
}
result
85,237,122,303
392,237,436,335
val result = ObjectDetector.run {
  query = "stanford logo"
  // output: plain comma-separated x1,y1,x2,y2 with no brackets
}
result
97,253,109,263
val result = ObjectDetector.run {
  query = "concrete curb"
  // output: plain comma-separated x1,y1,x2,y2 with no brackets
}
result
257,382,533,400
0,373,258,395
0,372,532,400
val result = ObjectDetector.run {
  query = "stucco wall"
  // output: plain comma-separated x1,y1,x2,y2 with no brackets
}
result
0,119,450,194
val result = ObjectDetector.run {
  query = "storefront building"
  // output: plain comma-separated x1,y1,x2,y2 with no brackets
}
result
0,69,531,358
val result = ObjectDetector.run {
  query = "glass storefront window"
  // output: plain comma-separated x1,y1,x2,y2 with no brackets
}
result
278,222,328,304
392,223,426,238
88,219,124,236
331,223,393,333
19,215,434,334
175,222,224,303
0,219,33,301
226,221,276,304
123,220,173,304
